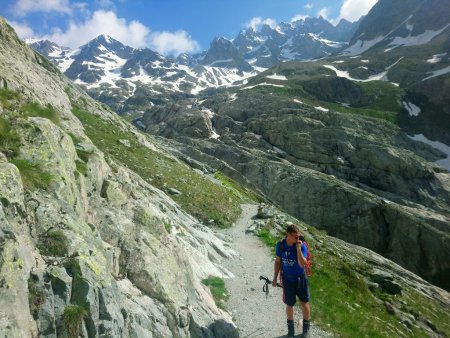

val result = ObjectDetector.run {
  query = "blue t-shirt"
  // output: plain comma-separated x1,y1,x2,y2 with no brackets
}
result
276,238,307,282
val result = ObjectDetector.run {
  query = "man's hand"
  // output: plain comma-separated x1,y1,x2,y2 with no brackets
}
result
272,278,278,287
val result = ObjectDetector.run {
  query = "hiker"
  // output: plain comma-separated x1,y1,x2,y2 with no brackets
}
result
272,224,311,338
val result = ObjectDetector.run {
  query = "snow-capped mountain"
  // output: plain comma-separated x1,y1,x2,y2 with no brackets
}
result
29,34,257,110
27,16,360,115
27,38,77,72
232,17,360,67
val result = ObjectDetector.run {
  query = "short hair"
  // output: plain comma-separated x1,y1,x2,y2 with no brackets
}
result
286,224,300,234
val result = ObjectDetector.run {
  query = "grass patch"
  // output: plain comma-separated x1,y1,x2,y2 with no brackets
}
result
214,171,261,202
63,304,88,338
0,88,20,109
309,250,405,338
257,228,280,254
37,229,69,257
10,158,53,190
72,106,242,228
20,102,60,125
202,276,229,310
0,117,21,158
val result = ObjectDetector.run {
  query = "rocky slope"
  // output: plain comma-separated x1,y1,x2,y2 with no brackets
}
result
0,17,243,337
138,80,450,291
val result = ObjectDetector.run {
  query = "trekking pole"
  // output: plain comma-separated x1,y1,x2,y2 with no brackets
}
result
259,275,281,299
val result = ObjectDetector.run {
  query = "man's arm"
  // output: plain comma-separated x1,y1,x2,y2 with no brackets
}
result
296,241,307,268
272,256,281,287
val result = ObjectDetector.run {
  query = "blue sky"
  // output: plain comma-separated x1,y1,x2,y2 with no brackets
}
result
1,0,378,55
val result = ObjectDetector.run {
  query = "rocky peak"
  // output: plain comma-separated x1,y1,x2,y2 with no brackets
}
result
77,34,134,60
28,39,71,56
201,37,253,71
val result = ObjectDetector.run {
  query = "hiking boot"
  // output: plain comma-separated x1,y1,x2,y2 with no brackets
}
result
287,319,295,338
301,319,311,338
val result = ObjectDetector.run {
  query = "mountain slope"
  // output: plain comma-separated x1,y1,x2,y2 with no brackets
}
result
0,17,246,337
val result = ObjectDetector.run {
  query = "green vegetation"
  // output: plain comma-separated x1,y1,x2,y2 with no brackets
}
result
28,276,45,319
0,117,21,157
72,105,242,228
37,229,68,257
20,102,59,125
214,171,261,202
0,88,20,109
309,249,405,338
35,52,59,74
202,276,229,310
63,304,88,338
10,159,53,190
257,228,280,254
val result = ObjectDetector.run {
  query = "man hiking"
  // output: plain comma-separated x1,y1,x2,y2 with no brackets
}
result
272,224,311,338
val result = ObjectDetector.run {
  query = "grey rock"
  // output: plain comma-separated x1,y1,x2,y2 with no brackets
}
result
168,188,182,196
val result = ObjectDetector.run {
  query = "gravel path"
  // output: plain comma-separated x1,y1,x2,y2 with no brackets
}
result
220,204,332,338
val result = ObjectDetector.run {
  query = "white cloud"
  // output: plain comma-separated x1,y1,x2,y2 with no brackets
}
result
42,10,150,48
291,15,308,23
150,31,200,56
7,20,35,38
246,17,277,31
317,7,330,20
304,3,313,11
11,0,74,16
336,0,378,23
37,10,198,55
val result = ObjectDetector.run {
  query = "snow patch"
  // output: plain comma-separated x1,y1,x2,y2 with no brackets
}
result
385,24,450,51
323,65,387,82
343,36,385,56
409,134,450,171
266,74,288,81
422,66,450,81
228,93,238,102
314,106,329,112
293,99,304,104
402,101,421,116
426,53,446,64
241,82,286,90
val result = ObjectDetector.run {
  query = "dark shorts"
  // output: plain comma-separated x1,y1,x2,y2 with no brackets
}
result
282,274,310,306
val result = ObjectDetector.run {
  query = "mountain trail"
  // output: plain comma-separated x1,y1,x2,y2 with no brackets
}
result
219,204,333,338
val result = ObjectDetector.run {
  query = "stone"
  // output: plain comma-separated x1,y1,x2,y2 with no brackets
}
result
118,139,131,147
168,188,182,196
370,269,402,295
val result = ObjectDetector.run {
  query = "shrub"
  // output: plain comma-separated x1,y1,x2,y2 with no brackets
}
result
63,304,88,338
37,229,68,257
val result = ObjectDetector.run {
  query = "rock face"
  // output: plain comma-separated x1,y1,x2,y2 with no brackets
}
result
0,17,239,337
139,89,450,291
142,104,215,139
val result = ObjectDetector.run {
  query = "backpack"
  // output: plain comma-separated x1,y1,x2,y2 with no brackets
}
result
278,237,313,277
